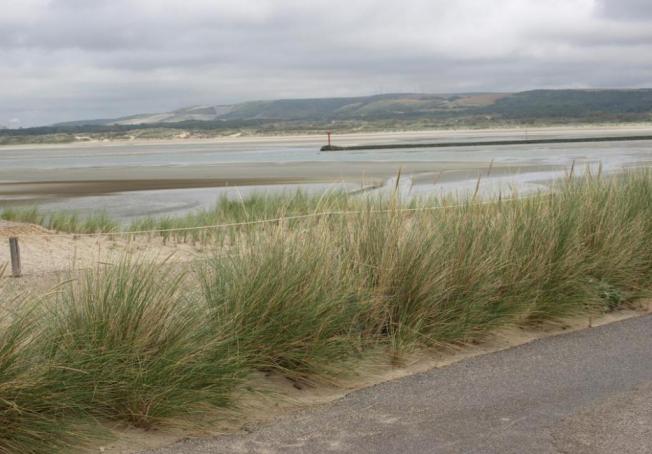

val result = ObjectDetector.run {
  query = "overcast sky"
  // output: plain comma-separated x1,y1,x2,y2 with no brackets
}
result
2,0,652,127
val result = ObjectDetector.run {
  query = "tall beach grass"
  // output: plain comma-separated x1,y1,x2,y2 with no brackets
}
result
0,170,651,452
43,262,247,428
0,277,88,453
0,208,118,234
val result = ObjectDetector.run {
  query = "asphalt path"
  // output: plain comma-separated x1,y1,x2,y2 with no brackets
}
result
144,314,652,454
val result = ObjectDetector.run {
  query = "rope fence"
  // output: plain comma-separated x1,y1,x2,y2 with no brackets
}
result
1,193,551,279
3,193,548,240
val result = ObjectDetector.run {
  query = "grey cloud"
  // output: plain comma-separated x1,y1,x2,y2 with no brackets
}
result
597,0,652,20
1,0,652,126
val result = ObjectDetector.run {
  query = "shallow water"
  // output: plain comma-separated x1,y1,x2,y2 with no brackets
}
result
1,130,651,220
2,138,650,169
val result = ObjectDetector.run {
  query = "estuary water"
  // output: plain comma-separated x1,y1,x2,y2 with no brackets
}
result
1,127,651,221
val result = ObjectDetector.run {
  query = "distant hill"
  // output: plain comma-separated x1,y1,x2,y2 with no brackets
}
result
52,93,507,126
483,89,652,119
2,89,650,145
52,90,652,127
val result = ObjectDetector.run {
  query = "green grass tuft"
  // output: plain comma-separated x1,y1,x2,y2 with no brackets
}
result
43,261,246,428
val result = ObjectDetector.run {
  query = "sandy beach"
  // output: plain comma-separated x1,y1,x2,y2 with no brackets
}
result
3,123,652,151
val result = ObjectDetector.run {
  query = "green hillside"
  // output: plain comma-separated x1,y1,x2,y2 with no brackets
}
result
2,89,652,144
216,93,505,121
50,89,652,126
484,89,652,120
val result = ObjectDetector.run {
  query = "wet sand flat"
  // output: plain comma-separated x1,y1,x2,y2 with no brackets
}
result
2,126,651,218
1,160,493,183
0,161,562,206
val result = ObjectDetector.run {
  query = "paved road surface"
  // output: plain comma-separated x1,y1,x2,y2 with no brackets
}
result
145,315,652,454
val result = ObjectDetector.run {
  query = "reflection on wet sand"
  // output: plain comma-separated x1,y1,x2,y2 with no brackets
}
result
2,127,651,219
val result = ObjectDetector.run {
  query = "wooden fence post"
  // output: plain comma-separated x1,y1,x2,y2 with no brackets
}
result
9,237,21,277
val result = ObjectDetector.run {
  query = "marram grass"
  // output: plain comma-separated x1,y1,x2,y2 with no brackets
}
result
0,208,118,234
200,228,367,382
0,288,93,453
0,170,651,452
43,261,247,428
